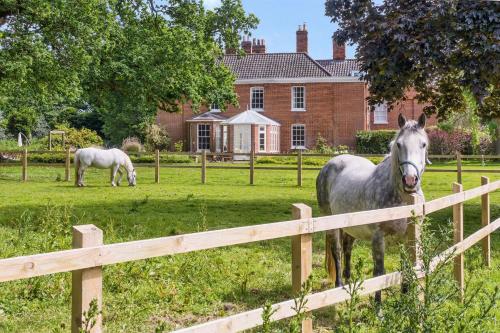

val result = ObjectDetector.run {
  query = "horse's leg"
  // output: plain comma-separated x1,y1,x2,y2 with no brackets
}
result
78,167,86,187
116,168,123,186
111,165,119,186
342,233,355,282
372,230,385,304
326,230,343,287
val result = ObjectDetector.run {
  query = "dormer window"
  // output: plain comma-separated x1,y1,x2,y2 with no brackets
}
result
350,70,361,77
210,103,220,112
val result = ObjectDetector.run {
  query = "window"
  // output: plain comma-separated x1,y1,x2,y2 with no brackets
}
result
291,124,306,149
215,125,221,152
251,87,264,111
291,86,306,111
259,126,266,152
350,70,361,77
210,103,220,112
222,126,228,152
197,124,210,151
374,103,388,124
270,126,279,152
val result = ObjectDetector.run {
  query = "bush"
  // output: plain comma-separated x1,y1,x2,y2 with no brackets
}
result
129,154,191,164
121,137,143,153
6,108,38,137
41,125,103,149
356,130,397,154
28,153,66,163
144,124,170,151
314,133,350,155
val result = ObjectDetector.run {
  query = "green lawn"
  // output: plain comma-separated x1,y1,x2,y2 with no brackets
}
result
0,163,499,332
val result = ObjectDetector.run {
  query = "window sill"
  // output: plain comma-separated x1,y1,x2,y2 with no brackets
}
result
291,109,306,112
252,109,264,112
210,109,221,113
291,146,306,150
373,121,388,124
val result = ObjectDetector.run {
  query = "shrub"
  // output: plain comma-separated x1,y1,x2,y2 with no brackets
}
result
174,140,184,152
355,130,397,154
28,153,66,163
427,128,475,155
144,124,170,151
6,108,38,137
121,137,143,153
41,125,103,149
314,133,350,155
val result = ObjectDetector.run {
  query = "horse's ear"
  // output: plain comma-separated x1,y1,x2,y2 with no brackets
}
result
418,113,426,128
398,113,407,128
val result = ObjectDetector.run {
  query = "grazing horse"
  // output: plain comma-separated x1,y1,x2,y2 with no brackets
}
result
74,148,137,187
316,113,428,303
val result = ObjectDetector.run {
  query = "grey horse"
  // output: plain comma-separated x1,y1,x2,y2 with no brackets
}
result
316,113,428,303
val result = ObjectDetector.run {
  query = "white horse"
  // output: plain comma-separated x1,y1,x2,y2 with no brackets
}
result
74,148,137,187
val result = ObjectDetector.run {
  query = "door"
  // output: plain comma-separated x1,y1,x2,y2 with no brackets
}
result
233,124,251,160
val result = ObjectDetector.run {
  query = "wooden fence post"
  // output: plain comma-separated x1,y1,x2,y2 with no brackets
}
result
65,147,71,182
452,182,464,301
456,152,462,184
201,150,206,184
291,203,312,333
297,149,302,187
155,149,160,184
249,149,255,185
22,149,28,182
72,225,103,333
406,194,422,266
481,176,490,267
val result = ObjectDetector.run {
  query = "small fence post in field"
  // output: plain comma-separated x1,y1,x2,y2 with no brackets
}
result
481,176,491,267
201,150,206,184
21,149,28,182
65,147,71,182
452,182,464,301
291,203,312,333
249,149,255,185
297,149,303,187
406,194,422,266
155,149,160,184
72,225,103,333
456,151,462,184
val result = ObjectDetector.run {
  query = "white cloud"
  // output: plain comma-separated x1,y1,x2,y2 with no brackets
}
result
203,0,221,10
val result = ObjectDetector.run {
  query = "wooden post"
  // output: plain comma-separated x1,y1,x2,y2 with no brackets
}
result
22,148,28,182
452,182,464,301
201,150,206,184
481,176,490,267
155,149,160,184
291,203,313,333
456,151,462,184
297,149,303,187
406,194,422,266
65,147,71,182
49,132,52,151
72,225,103,333
249,149,255,185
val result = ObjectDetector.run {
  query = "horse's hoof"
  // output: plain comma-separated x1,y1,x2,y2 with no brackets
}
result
111,183,116,187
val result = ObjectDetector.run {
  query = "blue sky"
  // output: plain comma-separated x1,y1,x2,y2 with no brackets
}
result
204,0,356,59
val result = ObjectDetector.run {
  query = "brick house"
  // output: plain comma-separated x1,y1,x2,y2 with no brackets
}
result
157,24,434,154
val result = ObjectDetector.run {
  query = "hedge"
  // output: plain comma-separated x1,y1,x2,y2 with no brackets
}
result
355,130,397,154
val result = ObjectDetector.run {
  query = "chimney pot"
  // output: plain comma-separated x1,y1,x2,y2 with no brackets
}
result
296,23,308,53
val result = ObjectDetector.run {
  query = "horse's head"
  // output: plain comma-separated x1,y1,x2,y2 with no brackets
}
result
128,169,137,186
393,113,429,193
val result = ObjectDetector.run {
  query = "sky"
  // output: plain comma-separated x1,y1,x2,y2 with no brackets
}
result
204,0,356,60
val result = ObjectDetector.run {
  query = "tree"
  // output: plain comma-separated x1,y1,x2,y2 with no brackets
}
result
0,0,258,143
325,0,500,152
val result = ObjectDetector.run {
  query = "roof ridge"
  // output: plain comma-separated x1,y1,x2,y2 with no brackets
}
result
301,53,333,77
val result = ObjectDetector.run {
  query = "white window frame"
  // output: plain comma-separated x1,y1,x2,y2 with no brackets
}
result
291,124,306,149
270,126,279,152
291,86,306,111
258,125,266,152
222,125,228,152
250,87,264,111
210,102,220,112
373,103,388,124
197,124,211,151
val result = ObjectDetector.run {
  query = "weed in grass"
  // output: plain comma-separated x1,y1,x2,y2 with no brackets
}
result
79,298,101,333
128,195,150,213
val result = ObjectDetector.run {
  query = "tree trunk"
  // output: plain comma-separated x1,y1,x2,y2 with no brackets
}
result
495,118,500,155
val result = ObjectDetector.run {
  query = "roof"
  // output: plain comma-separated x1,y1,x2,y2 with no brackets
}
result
222,53,332,79
187,111,227,122
315,59,360,77
222,110,280,126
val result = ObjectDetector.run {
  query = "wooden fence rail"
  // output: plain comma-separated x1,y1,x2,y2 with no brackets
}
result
2,150,500,186
0,179,498,332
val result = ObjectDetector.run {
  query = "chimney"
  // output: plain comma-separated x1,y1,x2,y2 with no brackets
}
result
241,35,252,54
332,37,345,60
296,23,308,53
253,38,266,54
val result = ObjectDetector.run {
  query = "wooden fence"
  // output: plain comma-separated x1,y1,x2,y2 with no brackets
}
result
1,149,500,186
0,178,498,332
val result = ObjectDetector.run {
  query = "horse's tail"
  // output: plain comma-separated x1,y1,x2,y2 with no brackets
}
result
74,149,80,186
316,161,338,282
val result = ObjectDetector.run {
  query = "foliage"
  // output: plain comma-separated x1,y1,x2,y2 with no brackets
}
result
79,298,101,333
6,108,37,137
42,125,103,149
427,127,493,155
314,133,349,155
0,0,258,144
144,124,171,152
325,0,499,120
174,140,184,152
355,130,397,154
121,137,144,153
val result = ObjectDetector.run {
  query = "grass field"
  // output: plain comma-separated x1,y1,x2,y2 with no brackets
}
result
0,161,499,332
